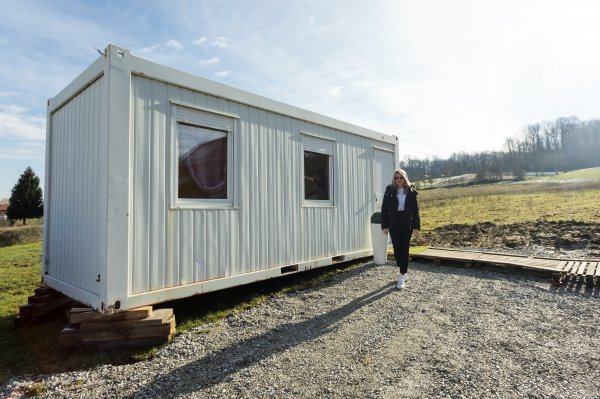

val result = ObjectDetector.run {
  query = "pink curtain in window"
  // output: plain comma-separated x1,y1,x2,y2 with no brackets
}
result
182,137,227,198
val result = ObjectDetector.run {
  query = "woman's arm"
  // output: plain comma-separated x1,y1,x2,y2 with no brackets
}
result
412,193,421,231
381,186,390,230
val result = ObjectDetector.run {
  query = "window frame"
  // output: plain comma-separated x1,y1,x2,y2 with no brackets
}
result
301,132,336,207
170,103,237,209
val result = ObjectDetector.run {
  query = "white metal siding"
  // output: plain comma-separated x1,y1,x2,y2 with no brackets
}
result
46,76,107,296
42,45,397,310
130,75,385,294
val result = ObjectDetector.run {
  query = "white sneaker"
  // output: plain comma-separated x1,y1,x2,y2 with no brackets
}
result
396,275,406,290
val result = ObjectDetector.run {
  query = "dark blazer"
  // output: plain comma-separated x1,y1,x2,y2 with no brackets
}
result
381,184,421,231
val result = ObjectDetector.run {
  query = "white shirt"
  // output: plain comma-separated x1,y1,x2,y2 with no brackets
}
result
396,188,406,210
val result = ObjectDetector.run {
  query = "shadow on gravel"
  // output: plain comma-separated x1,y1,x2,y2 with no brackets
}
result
557,275,600,297
130,282,396,397
159,260,379,329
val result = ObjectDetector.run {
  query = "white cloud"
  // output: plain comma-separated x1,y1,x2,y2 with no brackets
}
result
212,37,228,48
0,141,45,160
214,70,231,77
198,57,220,66
193,37,208,46
165,39,184,50
329,86,343,96
0,105,45,141
137,44,160,53
0,91,19,98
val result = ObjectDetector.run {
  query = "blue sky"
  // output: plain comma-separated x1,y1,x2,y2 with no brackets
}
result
1,0,600,199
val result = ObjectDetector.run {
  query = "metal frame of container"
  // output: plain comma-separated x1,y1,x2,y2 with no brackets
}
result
43,44,398,312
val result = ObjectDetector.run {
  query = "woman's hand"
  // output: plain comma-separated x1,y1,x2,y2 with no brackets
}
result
382,228,389,235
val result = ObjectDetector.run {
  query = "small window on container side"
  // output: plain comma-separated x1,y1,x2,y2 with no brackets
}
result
304,150,330,200
178,122,228,199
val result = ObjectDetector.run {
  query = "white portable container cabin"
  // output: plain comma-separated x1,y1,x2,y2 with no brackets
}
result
43,44,397,312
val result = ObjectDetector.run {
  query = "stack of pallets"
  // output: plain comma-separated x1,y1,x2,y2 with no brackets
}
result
58,305,176,350
15,286,78,327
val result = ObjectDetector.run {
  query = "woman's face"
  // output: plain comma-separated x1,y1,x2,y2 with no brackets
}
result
394,174,405,188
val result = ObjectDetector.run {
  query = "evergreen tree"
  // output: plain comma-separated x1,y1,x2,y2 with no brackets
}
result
7,167,43,225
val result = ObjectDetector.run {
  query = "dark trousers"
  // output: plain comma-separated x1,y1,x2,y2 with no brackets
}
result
390,211,412,274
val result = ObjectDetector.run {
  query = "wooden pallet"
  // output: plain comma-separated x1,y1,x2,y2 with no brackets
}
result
407,247,600,285
555,260,600,285
58,306,176,350
15,286,79,327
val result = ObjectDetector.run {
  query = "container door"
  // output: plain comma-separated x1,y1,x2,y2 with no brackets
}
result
373,149,394,212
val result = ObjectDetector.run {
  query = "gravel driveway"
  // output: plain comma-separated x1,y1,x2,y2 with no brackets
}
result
3,260,600,398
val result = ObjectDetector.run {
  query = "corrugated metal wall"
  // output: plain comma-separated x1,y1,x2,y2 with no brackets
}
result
130,75,391,294
46,76,107,296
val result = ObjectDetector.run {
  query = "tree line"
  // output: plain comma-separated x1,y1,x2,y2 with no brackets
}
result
401,116,600,182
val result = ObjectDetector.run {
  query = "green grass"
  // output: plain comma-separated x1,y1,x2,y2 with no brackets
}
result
0,218,43,229
527,167,600,181
535,168,600,180
408,246,429,255
0,225,43,247
419,168,600,231
421,188,600,231
0,243,42,318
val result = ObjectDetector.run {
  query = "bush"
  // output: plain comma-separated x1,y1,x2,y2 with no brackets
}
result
475,170,488,181
0,225,43,247
513,169,525,181
370,212,382,224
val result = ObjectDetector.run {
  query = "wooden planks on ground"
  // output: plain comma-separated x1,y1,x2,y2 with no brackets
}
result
410,247,600,285
58,306,176,350
413,248,562,273
77,308,172,330
15,286,79,327
68,306,153,324
584,262,598,285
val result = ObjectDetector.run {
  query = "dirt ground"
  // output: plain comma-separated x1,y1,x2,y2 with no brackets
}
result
414,220,600,258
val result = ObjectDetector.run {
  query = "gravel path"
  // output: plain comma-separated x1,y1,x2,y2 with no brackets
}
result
3,260,600,398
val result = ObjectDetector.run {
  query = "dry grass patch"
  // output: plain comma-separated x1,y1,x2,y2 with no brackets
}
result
421,189,600,231
528,167,600,181
0,225,43,247
419,172,600,232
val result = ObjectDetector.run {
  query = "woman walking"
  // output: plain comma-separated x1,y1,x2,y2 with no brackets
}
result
381,169,421,289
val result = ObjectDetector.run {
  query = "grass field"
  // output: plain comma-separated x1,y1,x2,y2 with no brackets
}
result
1,167,599,385
0,217,43,229
0,225,43,247
419,167,600,231
527,167,600,181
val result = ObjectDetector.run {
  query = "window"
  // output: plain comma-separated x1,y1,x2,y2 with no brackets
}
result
172,104,235,207
304,151,330,200
178,123,227,199
302,134,335,205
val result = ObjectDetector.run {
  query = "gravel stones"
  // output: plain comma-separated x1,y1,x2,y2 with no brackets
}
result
2,260,600,398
